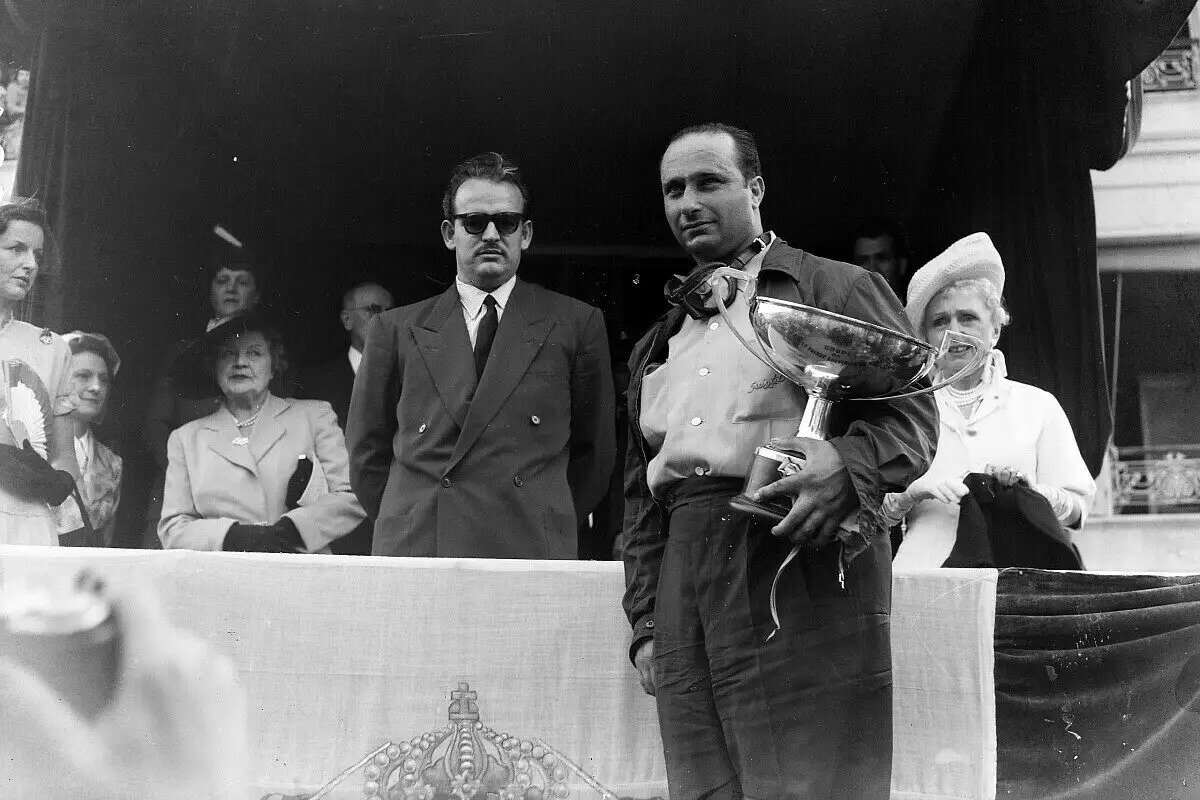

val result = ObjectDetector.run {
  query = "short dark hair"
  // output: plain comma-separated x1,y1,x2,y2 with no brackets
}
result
0,197,60,274
204,315,289,379
663,123,762,182
441,152,530,219
851,217,908,257
209,243,261,278
64,331,121,377
207,244,263,297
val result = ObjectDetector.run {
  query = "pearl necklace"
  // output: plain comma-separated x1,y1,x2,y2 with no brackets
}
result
229,399,266,445
944,379,986,407
235,408,263,428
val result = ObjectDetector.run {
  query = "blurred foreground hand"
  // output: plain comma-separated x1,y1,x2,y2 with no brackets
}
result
0,581,247,799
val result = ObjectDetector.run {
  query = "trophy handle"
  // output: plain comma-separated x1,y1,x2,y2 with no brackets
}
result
708,267,794,383
854,330,989,401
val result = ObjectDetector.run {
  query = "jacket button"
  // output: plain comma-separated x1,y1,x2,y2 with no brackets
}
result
645,620,655,629
530,415,541,425
513,476,524,487
441,477,452,488
418,423,427,433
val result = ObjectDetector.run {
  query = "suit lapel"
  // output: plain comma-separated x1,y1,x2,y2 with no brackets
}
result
206,410,259,475
449,280,553,470
251,394,289,463
413,287,476,429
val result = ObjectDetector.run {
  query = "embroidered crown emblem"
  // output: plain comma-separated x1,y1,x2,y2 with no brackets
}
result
264,683,660,800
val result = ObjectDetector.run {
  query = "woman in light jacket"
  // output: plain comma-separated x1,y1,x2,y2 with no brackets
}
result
159,314,365,552
883,233,1095,568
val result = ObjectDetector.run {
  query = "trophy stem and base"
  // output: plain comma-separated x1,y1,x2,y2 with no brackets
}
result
704,268,986,637
729,396,834,522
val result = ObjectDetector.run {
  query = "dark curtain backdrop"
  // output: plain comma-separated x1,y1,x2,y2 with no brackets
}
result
914,0,1192,475
996,569,1200,799
14,9,222,546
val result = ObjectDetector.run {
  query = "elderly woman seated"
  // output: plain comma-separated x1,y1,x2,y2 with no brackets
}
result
883,233,1095,568
159,314,366,553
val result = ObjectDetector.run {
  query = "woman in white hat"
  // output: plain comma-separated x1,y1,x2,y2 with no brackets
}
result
883,232,1095,568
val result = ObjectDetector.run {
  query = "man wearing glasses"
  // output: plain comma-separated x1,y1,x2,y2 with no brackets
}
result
296,281,394,555
347,152,616,559
300,281,395,430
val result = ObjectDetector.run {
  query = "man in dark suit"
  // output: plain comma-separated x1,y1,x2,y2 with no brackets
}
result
299,282,394,428
346,152,616,558
297,281,393,554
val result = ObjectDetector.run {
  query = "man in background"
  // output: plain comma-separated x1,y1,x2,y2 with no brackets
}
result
297,281,393,555
300,282,394,428
851,217,910,299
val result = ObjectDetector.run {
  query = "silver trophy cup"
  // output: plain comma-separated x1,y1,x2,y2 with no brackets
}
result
710,266,987,521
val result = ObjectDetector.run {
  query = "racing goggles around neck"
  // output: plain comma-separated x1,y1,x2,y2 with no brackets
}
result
453,212,525,236
663,233,772,320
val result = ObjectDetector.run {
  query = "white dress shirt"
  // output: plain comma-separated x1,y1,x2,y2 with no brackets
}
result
456,275,516,348
348,346,362,375
639,237,794,495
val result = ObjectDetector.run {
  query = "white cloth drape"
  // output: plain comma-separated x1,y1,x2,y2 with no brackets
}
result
0,548,997,799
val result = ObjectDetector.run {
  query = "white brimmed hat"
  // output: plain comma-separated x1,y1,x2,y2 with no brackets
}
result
905,232,1005,332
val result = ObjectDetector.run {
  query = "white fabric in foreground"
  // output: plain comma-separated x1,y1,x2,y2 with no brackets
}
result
0,548,998,799
891,568,998,800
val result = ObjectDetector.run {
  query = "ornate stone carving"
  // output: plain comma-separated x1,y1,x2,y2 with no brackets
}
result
1114,452,1200,509
1141,40,1198,92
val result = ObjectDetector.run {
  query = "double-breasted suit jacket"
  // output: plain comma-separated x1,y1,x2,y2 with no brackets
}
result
346,279,616,558
160,394,367,552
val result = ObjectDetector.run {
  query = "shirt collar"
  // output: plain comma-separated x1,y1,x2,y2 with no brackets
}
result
456,275,517,319
206,315,234,333
744,232,777,278
75,429,94,469
348,346,363,374
935,349,1010,425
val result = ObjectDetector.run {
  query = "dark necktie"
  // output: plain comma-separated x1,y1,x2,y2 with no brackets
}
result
474,294,498,378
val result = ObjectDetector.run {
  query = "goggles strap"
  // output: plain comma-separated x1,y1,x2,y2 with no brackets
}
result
664,232,773,320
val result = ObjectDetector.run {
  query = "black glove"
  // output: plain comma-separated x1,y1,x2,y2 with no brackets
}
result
265,516,306,552
0,441,77,505
221,517,306,553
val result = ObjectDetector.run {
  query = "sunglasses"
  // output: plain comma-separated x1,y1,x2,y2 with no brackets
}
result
453,212,525,236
